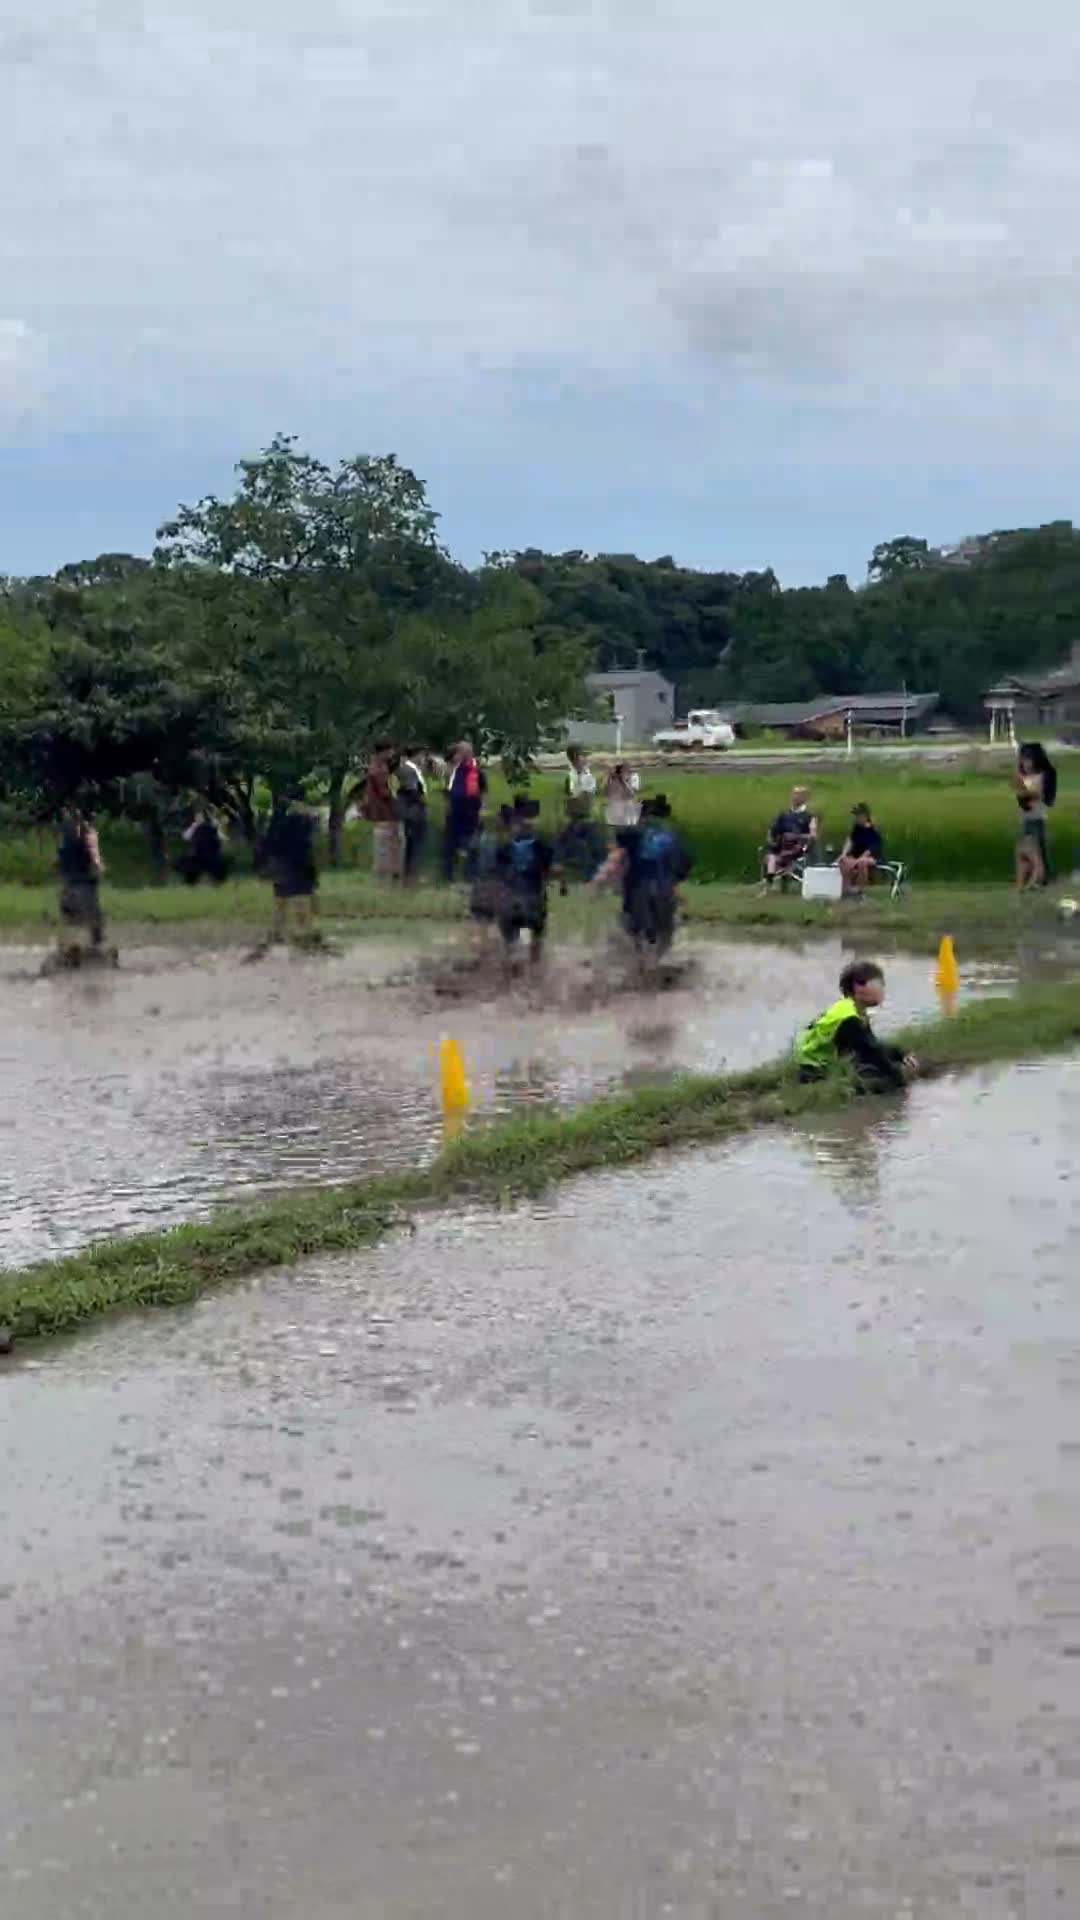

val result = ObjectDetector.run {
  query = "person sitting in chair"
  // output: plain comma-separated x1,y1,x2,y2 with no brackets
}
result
762,786,818,888
838,802,883,895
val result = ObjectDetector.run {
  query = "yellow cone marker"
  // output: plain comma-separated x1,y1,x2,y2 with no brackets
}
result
438,1037,469,1115
934,935,959,998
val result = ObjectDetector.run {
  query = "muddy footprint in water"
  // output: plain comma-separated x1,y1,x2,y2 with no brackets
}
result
39,945,120,978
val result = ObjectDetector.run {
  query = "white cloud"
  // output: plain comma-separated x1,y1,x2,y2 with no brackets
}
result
3,0,1080,451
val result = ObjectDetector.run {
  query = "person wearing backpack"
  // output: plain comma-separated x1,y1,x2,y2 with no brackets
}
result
592,793,693,958
495,795,555,969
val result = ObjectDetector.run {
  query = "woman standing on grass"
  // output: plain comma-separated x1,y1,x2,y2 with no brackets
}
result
604,762,641,828
1012,743,1057,890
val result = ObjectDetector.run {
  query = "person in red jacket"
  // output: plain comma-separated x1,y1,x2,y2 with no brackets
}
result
442,739,486,882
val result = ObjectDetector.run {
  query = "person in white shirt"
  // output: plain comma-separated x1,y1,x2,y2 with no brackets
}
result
394,747,428,883
564,746,597,819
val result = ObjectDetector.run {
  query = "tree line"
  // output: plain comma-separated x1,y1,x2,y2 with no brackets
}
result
498,521,1080,718
2,433,1077,858
0,437,590,861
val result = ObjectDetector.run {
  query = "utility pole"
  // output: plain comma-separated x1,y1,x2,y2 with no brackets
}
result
901,679,908,741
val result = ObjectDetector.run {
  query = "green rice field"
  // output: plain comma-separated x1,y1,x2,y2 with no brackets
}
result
1,756,1075,891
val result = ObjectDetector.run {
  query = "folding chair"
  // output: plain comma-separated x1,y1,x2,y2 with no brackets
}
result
873,859,906,901
758,842,809,894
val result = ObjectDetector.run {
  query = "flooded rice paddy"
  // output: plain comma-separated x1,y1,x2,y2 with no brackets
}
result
0,925,1043,1265
4,1054,1080,1916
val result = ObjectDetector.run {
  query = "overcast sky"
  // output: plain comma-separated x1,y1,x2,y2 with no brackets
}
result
3,0,1079,583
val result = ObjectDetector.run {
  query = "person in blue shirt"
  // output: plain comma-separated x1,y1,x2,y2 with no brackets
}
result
495,796,554,968
594,794,693,958
762,785,818,887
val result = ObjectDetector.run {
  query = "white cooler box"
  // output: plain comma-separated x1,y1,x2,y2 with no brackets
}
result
801,864,843,903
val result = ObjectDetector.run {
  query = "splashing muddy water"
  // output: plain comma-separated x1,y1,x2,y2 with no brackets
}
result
0,928,1022,1265
3,1060,1079,1916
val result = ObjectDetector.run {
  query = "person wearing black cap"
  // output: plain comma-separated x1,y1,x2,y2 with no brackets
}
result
495,795,554,967
594,793,693,957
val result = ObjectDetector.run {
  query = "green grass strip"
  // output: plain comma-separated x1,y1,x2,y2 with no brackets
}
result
4,979,1080,1344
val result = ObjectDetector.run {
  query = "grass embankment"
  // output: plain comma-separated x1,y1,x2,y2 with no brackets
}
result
5,980,1080,1344
2,756,1078,895
681,881,1074,952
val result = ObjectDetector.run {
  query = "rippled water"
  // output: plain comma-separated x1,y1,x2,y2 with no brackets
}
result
0,930,1019,1265
4,1062,1079,1916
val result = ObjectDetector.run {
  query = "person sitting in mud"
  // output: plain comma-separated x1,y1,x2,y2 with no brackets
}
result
761,786,818,888
838,802,883,895
495,796,555,968
55,805,110,965
177,807,230,886
593,794,693,959
795,960,918,1092
256,790,320,944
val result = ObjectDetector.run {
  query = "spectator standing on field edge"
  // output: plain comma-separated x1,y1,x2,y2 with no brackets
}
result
604,762,640,828
361,739,402,880
395,747,428,884
443,739,485,882
564,746,597,821
178,807,230,886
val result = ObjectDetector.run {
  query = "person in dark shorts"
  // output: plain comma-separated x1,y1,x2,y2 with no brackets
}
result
56,806,107,963
495,796,554,968
443,740,486,883
762,785,818,887
394,748,428,884
594,795,693,958
177,807,230,886
258,791,320,942
795,960,919,1092
839,802,884,894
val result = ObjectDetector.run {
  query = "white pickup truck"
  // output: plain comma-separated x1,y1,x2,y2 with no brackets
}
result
653,709,736,751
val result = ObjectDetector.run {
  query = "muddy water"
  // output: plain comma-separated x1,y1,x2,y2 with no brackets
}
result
0,931,1014,1265
4,1060,1080,1916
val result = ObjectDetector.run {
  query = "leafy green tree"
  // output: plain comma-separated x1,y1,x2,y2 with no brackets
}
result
156,436,473,859
0,559,219,817
488,548,739,684
388,571,590,778
156,439,588,853
867,537,932,584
